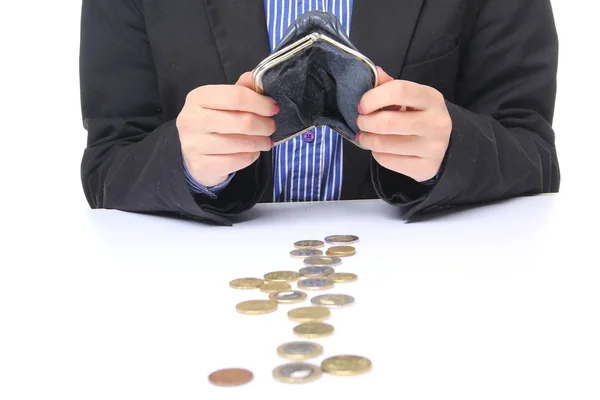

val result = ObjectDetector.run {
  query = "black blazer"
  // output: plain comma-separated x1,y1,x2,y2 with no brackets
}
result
79,0,560,225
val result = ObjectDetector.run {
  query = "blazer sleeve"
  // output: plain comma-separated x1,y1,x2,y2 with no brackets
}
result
79,0,268,226
371,0,560,219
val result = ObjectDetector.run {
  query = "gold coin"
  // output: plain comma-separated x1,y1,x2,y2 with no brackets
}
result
277,341,324,360
264,271,301,282
294,240,325,249
329,273,358,283
287,306,331,322
272,363,322,383
268,290,307,304
293,322,334,338
259,281,292,293
290,249,323,259
326,246,356,257
235,300,278,315
229,277,264,290
321,355,372,376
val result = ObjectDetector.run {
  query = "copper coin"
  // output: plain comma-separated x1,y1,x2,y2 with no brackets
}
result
208,368,253,386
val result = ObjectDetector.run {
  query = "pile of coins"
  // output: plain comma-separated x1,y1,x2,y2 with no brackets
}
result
209,235,371,386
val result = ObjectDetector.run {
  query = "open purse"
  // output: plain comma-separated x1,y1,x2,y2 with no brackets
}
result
253,10,377,148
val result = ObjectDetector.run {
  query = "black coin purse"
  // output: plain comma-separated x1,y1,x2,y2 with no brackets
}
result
253,10,377,148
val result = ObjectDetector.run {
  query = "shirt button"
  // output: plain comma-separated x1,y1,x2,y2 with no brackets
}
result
302,131,315,143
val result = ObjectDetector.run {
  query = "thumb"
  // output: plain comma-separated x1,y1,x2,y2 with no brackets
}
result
235,71,255,89
376,66,394,86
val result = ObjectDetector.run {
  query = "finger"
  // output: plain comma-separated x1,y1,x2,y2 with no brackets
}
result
357,109,432,135
191,85,277,117
195,108,276,136
358,132,423,157
372,152,435,182
235,71,255,89
376,66,394,86
359,80,439,114
201,152,261,177
198,132,272,155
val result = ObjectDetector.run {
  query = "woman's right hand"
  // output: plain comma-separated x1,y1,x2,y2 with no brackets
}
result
176,71,278,187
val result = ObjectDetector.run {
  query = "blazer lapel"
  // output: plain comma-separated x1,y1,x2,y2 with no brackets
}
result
205,0,275,202
205,0,271,83
342,0,425,200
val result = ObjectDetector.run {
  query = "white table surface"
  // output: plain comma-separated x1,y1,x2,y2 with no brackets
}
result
2,194,599,400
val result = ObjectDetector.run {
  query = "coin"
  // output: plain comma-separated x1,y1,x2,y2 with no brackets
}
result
290,249,323,259
259,281,292,293
229,278,264,290
303,255,342,268
294,240,325,249
321,355,372,376
269,290,307,304
264,271,301,282
297,277,334,291
293,322,334,338
272,363,322,384
299,266,334,277
324,235,359,245
311,294,355,308
236,299,278,315
277,341,324,360
326,246,356,257
287,306,331,322
208,368,253,386
329,272,358,283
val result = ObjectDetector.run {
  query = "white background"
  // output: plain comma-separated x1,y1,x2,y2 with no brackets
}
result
0,0,597,213
0,3,598,399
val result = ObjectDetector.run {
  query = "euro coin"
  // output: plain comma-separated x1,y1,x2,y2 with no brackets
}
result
264,271,301,282
326,246,356,257
272,362,322,384
297,277,334,291
294,240,325,249
290,249,323,259
329,272,358,283
277,341,324,360
229,278,264,290
259,281,292,293
311,294,355,308
303,255,342,268
321,355,372,376
236,299,278,315
269,290,307,304
293,322,334,338
287,306,331,322
324,235,359,245
208,368,253,386
299,266,334,277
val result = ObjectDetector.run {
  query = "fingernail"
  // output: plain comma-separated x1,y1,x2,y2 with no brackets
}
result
270,138,275,148
355,133,361,143
273,103,280,115
357,104,363,114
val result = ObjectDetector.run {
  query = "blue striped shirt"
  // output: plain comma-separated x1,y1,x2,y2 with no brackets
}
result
185,0,353,202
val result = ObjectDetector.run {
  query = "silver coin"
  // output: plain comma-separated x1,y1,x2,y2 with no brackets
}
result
294,240,325,249
303,255,342,268
277,341,323,360
299,266,334,277
297,277,334,291
324,235,359,245
310,294,355,308
269,290,307,303
272,363,322,384
290,249,323,259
